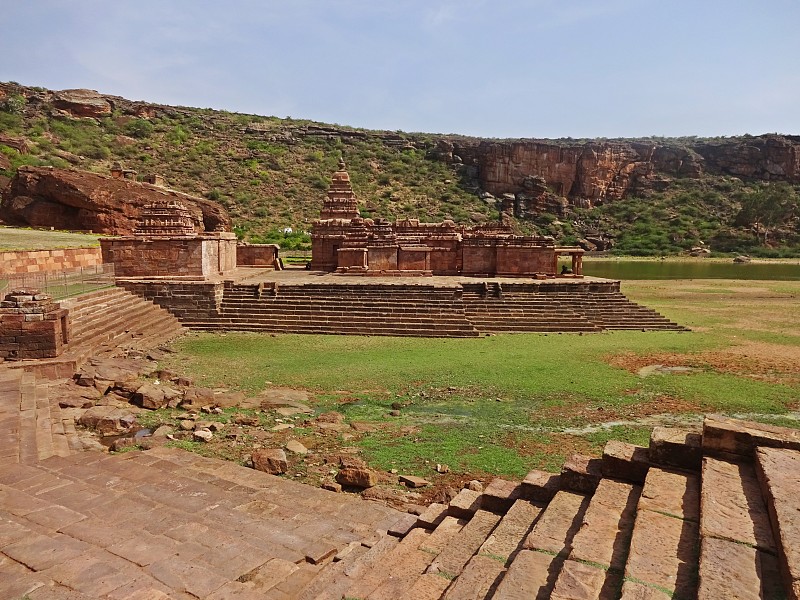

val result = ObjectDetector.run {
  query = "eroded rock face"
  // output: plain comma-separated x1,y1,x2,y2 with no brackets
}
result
0,166,231,234
53,89,113,118
449,134,800,210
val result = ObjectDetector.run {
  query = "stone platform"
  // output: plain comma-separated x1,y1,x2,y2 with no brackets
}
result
119,267,687,337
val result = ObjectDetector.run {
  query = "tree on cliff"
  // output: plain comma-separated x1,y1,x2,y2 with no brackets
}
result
735,182,798,246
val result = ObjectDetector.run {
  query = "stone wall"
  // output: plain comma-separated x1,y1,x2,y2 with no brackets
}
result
0,247,102,276
236,243,279,268
118,280,224,322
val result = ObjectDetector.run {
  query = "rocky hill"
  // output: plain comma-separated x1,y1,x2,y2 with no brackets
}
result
0,82,798,255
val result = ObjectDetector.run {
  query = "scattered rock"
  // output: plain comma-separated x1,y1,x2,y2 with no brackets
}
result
193,429,213,442
179,420,195,431
436,464,450,474
336,456,378,488
322,482,342,493
195,420,224,432
286,440,309,455
180,387,216,409
233,413,260,426
389,410,401,417
399,475,431,488
152,425,173,438
252,448,289,474
316,422,349,433
133,382,166,410
734,255,752,263
77,406,136,437
467,480,484,492
211,391,247,409
316,411,345,424
272,423,294,431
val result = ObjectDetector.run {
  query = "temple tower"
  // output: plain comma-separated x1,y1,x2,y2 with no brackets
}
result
320,159,360,221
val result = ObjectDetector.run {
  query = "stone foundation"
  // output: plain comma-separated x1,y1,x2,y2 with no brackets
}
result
0,289,69,359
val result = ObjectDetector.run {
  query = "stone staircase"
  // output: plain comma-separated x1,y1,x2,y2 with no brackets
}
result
295,416,799,600
186,283,481,338
174,281,684,338
462,283,686,333
462,283,601,333
545,289,687,331
0,368,100,466
5,287,185,378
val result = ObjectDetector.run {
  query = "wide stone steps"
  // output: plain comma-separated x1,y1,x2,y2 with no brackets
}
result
204,282,686,336
62,287,184,365
299,416,799,600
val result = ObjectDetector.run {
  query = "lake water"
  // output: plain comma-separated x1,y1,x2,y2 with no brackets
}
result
580,260,800,280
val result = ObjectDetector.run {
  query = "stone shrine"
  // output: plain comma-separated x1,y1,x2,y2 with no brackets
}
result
311,160,583,276
101,199,237,278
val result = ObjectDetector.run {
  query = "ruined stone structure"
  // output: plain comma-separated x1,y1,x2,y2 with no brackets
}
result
100,199,237,278
311,160,583,276
0,289,69,359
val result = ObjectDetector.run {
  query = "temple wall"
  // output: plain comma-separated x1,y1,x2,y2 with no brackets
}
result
101,235,236,278
495,246,555,276
366,246,398,271
236,243,279,267
462,244,498,275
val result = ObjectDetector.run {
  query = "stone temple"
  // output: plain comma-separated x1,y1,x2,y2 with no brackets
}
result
311,159,585,277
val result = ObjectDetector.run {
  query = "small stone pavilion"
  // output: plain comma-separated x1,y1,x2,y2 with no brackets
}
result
101,199,237,278
311,160,583,277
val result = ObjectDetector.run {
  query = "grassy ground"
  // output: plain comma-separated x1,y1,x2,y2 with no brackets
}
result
163,279,800,483
0,227,101,251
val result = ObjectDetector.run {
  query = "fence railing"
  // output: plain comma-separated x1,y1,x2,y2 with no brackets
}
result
0,264,116,300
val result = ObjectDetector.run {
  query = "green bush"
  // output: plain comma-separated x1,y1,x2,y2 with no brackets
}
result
124,119,154,138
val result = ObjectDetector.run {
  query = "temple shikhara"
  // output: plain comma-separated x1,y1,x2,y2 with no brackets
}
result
311,159,584,277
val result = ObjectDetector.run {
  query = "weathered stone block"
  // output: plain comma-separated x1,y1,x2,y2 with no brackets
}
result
649,426,702,471
252,448,288,475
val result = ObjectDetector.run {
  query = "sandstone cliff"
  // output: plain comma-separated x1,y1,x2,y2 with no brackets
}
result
438,135,800,211
0,166,231,234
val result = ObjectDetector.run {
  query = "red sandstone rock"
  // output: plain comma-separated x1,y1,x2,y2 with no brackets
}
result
252,448,288,474
336,466,378,488
0,166,230,234
133,382,167,410
77,405,136,436
52,89,112,118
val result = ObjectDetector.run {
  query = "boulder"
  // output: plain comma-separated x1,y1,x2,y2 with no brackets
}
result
0,166,231,234
252,449,288,475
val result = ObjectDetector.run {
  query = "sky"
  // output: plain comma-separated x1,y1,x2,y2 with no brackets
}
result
2,0,799,139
